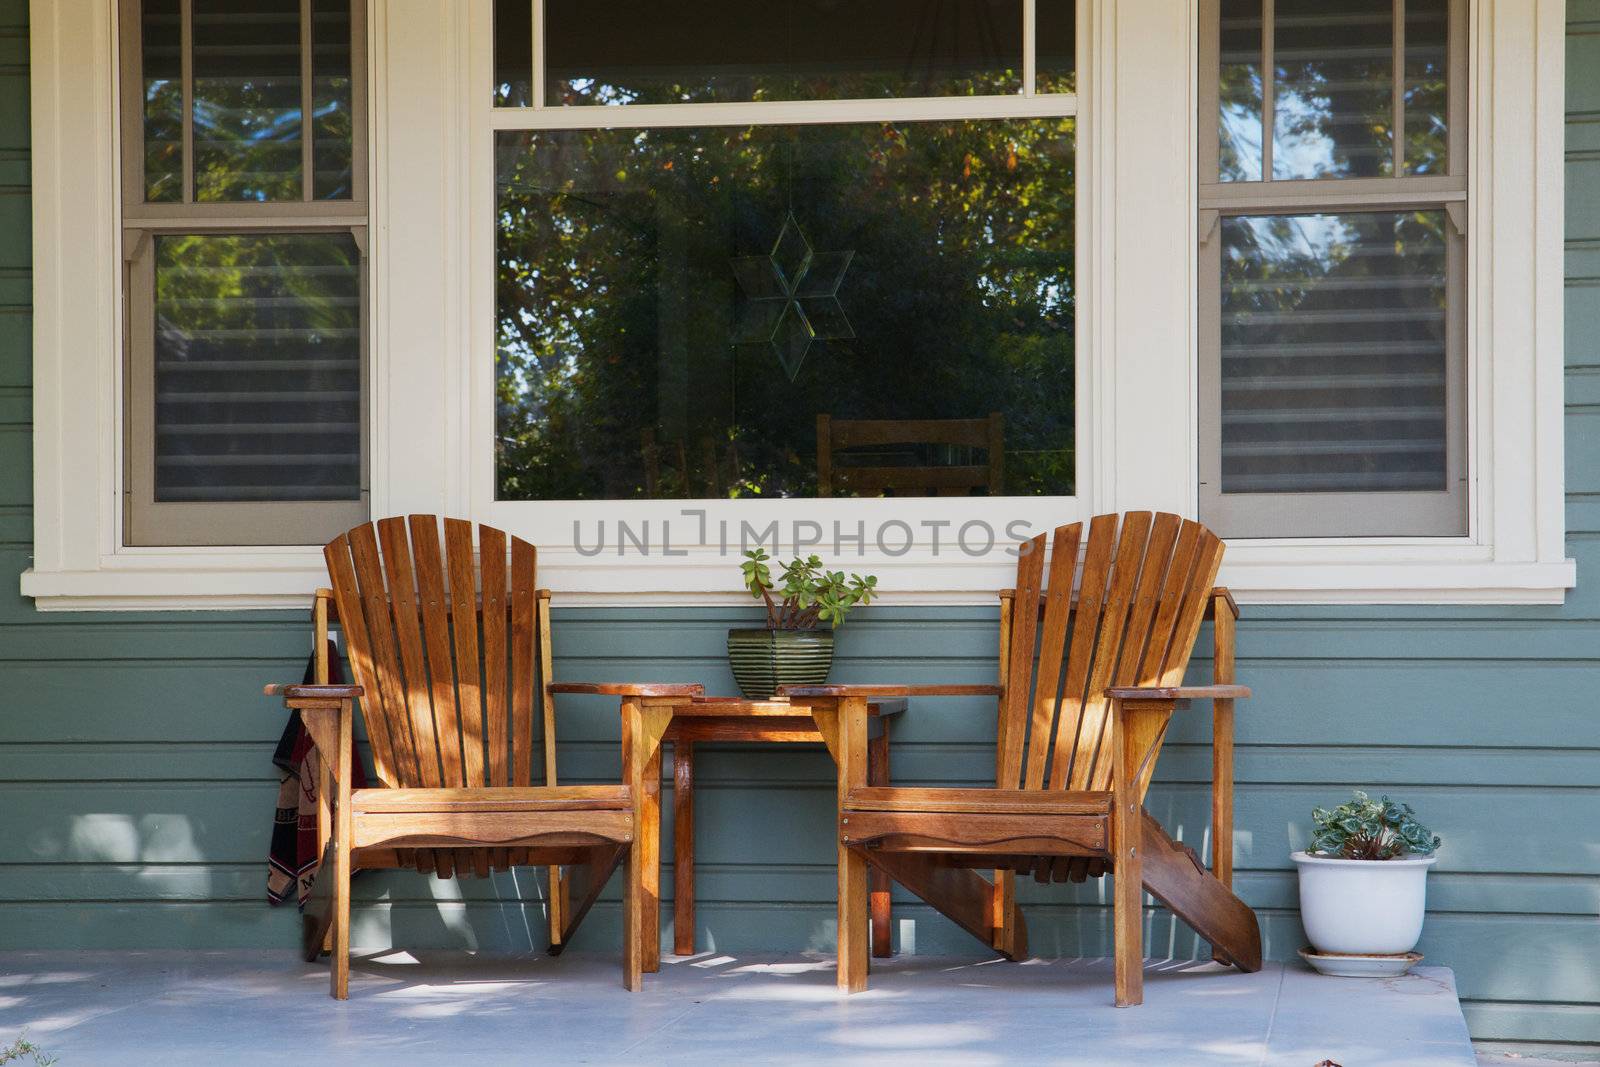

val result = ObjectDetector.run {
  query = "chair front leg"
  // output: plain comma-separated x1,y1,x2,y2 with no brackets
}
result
331,698,354,1000
834,697,870,992
1112,696,1172,1008
317,754,334,954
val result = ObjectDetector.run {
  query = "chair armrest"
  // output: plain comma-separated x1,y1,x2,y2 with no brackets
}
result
263,683,363,700
1106,684,1250,701
547,682,704,697
778,684,1003,698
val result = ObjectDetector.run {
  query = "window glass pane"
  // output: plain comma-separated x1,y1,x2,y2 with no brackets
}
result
542,0,1024,105
495,120,1074,500
1272,0,1393,179
495,0,533,106
1404,0,1449,175
141,0,183,202
153,233,362,502
311,0,354,199
1217,0,1263,182
1035,0,1075,94
192,0,304,201
1219,211,1447,494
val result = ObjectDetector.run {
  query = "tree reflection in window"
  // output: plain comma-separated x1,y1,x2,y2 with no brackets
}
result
494,119,1075,501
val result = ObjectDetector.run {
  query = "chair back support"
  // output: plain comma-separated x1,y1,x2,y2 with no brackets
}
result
817,413,1004,497
996,512,1224,798
323,515,556,791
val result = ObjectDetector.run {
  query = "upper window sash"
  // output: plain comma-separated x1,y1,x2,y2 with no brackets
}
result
116,0,371,219
492,0,1079,117
1196,0,1468,194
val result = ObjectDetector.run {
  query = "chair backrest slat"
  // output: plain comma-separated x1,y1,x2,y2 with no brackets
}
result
1084,514,1176,780
510,538,538,786
538,584,560,787
444,518,487,788
481,524,511,788
375,516,442,788
408,515,465,788
1081,512,1181,790
1046,513,1118,790
351,524,428,786
1063,512,1150,791
1114,527,1225,797
1138,521,1204,687
325,532,400,785
997,530,1046,789
326,516,551,792
1002,512,1227,801
1022,523,1081,791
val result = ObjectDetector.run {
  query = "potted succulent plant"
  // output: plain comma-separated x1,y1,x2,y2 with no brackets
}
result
728,550,878,700
1293,791,1441,967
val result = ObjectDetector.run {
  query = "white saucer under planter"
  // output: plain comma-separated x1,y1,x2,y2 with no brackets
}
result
1292,850,1438,956
1299,947,1424,978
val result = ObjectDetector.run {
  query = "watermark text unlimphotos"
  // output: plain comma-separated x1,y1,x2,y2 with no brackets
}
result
572,509,1038,558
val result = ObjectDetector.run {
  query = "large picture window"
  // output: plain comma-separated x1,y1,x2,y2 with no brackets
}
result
492,0,1078,504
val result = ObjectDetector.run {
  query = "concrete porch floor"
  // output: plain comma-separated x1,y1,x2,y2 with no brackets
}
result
0,950,1476,1066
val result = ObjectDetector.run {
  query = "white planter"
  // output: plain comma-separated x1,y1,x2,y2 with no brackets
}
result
1292,851,1438,956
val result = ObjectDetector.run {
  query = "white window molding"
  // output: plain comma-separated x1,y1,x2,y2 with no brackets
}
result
21,0,1574,610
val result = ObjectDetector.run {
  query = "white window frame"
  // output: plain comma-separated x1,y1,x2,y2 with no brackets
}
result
22,0,1574,610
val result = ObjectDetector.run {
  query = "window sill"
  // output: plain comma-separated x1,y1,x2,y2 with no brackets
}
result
19,547,1577,611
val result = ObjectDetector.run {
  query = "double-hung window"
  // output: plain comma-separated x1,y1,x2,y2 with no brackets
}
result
118,0,370,546
1198,0,1468,537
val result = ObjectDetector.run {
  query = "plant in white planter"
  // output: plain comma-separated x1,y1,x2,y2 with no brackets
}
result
1293,791,1441,961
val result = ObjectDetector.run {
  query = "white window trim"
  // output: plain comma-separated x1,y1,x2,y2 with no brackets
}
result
21,0,1574,610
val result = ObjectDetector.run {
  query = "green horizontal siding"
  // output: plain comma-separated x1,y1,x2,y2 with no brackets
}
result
0,1,1596,1055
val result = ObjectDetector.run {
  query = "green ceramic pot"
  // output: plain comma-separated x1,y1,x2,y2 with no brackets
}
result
726,627,834,701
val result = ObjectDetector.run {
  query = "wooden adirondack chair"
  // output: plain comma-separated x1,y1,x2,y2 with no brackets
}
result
265,515,701,998
784,511,1261,1005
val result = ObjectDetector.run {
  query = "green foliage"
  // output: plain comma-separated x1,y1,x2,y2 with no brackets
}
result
0,1032,57,1067
740,549,877,630
493,115,1076,502
1309,791,1441,861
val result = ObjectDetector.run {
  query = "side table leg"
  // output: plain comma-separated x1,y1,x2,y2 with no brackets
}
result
673,740,696,956
868,728,891,959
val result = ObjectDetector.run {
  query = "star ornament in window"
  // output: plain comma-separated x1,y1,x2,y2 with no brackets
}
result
730,212,855,381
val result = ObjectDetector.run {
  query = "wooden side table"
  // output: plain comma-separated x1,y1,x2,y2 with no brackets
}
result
644,695,906,969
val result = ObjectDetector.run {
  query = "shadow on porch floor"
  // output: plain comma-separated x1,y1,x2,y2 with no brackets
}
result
0,950,1475,1066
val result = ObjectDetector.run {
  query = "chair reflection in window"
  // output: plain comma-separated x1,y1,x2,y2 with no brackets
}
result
816,413,1004,497
641,428,741,499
